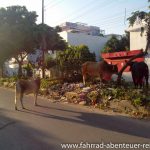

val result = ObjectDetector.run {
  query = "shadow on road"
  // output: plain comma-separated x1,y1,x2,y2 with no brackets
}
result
0,108,62,150
36,104,78,113
19,104,150,139
0,86,150,143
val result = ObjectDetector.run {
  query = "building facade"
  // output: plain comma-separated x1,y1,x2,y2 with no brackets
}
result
126,19,147,50
59,31,109,61
59,22,105,36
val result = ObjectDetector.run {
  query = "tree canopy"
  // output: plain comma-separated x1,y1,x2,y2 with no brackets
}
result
101,34,129,53
56,45,96,73
127,11,147,26
0,6,37,56
0,6,37,76
0,5,67,77
35,23,67,51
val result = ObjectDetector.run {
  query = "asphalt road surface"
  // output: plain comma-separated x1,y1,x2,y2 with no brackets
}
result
0,87,150,150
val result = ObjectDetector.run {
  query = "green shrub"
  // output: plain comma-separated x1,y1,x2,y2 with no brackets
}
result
40,79,50,89
133,97,142,106
87,90,100,104
8,76,18,82
0,77,18,83
40,79,60,89
0,78,8,82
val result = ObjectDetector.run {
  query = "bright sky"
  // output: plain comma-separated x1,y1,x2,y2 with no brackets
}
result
0,0,149,35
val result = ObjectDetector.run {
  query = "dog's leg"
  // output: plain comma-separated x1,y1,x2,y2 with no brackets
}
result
20,93,25,109
34,93,38,106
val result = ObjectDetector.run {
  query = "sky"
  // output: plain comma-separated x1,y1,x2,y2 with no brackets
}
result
0,0,149,35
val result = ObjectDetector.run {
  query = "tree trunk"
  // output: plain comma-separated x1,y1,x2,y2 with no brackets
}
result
41,50,45,78
0,64,4,77
117,40,150,85
41,34,46,78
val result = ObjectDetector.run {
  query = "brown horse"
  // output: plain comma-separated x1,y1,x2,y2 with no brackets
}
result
82,61,118,85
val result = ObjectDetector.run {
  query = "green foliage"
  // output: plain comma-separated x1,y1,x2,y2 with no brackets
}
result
45,55,57,69
40,79,50,89
87,90,100,104
0,6,67,77
8,76,18,82
127,11,147,26
56,45,96,73
0,77,17,88
99,87,148,106
55,26,62,32
0,77,17,83
40,79,60,89
101,35,129,53
0,6,37,55
35,24,67,51
127,9,149,40
0,6,37,76
133,98,143,106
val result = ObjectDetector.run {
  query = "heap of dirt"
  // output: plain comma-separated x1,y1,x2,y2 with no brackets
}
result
40,82,150,119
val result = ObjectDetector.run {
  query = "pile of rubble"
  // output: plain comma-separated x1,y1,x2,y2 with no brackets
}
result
1,77,150,119
40,82,150,119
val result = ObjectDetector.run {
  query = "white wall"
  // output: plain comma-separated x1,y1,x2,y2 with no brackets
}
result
130,30,147,50
59,31,109,61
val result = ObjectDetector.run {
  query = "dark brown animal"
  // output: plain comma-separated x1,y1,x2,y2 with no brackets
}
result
129,61,149,88
82,61,118,85
15,78,41,110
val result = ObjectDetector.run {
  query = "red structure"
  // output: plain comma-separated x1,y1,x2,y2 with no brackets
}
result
101,50,144,72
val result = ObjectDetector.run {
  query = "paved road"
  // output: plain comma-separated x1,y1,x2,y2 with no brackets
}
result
0,87,150,150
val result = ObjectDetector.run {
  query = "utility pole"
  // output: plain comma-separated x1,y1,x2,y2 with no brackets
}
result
42,0,44,24
41,0,46,78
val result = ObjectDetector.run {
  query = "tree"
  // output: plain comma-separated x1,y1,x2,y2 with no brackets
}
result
127,11,147,26
0,6,37,77
35,23,67,78
55,26,62,32
117,2,150,85
101,35,129,53
119,32,130,51
35,24,67,51
45,55,57,69
0,6,67,78
56,45,95,75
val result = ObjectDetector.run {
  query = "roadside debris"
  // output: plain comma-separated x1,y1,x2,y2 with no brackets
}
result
41,81,150,119
0,78,150,119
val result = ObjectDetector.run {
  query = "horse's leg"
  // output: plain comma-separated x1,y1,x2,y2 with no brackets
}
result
99,74,103,83
145,75,149,88
139,78,143,89
83,74,86,85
